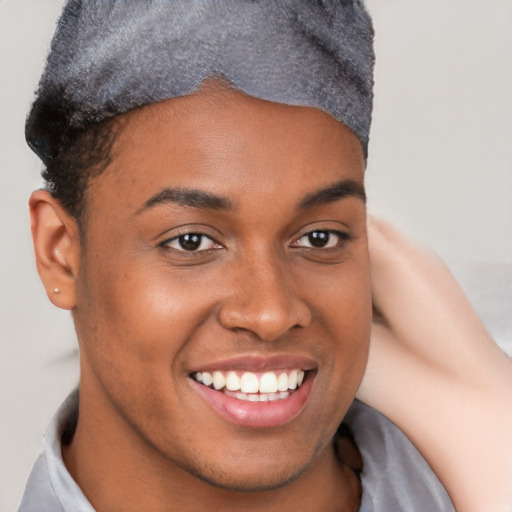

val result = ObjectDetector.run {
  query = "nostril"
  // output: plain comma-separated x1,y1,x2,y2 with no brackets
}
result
218,303,310,342
217,268,311,339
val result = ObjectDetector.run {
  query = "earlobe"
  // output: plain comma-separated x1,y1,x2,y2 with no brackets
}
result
29,190,80,310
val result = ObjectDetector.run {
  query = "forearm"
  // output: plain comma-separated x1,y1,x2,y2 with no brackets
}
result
358,219,512,512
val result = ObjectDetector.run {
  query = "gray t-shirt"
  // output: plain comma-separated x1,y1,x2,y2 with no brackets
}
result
18,391,454,512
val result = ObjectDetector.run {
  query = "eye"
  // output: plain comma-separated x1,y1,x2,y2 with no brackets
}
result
292,230,348,249
162,233,221,252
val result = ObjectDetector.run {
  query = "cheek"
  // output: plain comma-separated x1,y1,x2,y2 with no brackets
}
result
73,257,219,445
308,246,372,338
334,258,372,358
313,256,372,399
74,255,215,382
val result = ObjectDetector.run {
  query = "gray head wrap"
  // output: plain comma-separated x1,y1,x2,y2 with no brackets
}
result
26,0,375,163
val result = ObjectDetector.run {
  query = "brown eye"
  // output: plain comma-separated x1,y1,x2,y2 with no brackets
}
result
308,231,330,248
292,230,350,250
163,233,220,252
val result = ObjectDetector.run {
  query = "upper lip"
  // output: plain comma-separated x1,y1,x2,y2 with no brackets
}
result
189,354,317,374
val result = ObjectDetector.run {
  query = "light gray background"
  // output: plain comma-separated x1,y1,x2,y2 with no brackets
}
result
1,1,511,510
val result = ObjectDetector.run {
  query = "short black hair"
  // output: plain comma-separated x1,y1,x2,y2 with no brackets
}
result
39,117,120,220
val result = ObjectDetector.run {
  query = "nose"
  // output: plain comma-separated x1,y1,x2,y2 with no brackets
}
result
218,255,312,341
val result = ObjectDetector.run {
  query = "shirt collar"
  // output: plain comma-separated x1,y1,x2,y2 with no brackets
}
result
43,389,95,512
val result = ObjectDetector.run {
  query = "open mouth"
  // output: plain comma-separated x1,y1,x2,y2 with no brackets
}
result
191,369,307,402
189,357,316,428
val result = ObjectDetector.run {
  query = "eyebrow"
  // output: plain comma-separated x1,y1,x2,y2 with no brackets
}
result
137,187,232,214
298,179,366,209
137,179,365,215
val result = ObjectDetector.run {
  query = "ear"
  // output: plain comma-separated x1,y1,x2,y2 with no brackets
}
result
29,190,81,310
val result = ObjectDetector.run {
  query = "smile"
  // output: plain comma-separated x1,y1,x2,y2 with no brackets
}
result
189,361,315,428
192,369,306,402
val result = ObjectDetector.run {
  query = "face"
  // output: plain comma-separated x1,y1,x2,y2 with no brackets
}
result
73,86,371,492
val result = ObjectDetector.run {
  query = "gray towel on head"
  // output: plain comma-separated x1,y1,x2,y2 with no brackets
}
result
26,0,374,164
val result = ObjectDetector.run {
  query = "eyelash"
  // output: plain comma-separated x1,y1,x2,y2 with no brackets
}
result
291,229,351,250
161,228,351,253
161,231,222,253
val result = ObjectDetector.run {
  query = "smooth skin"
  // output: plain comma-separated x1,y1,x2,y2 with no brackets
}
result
30,85,370,512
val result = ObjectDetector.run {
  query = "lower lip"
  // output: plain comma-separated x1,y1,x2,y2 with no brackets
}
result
191,375,314,429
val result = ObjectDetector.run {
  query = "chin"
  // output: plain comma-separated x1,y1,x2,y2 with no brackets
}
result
191,460,311,493
176,441,319,494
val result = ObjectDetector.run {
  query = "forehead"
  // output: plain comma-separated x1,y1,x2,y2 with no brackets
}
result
86,86,365,216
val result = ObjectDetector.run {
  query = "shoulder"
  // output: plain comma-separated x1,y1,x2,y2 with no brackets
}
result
343,400,455,512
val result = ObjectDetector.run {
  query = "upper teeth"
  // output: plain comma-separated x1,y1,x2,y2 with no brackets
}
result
193,369,305,394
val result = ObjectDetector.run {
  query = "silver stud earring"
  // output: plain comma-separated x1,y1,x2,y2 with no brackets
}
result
53,288,61,294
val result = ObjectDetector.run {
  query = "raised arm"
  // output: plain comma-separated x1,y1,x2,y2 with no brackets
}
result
357,218,512,512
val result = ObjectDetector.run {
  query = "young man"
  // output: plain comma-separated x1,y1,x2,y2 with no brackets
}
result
18,1,512,511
